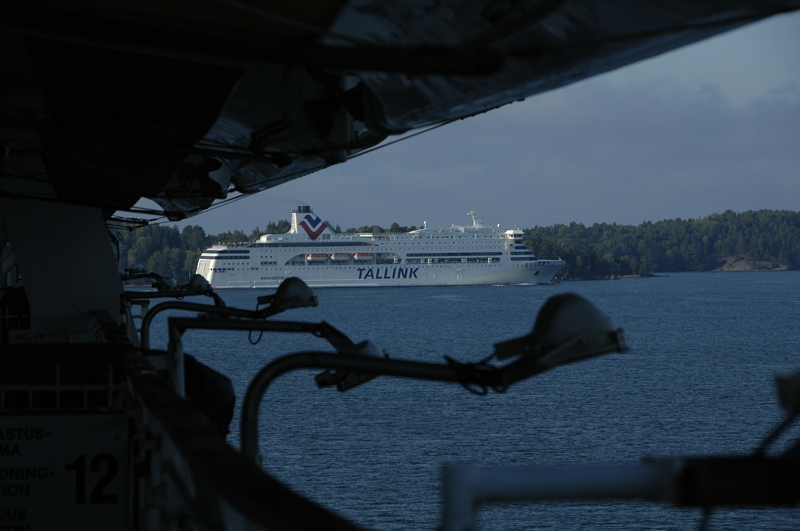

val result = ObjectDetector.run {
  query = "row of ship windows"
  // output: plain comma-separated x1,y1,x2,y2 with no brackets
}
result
285,257,504,265
207,237,513,253
204,240,521,257
210,257,542,266
214,264,504,273
209,257,545,272
203,244,507,259
204,250,531,263
206,250,509,261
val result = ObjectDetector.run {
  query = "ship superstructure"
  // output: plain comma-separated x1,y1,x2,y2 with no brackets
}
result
197,207,564,288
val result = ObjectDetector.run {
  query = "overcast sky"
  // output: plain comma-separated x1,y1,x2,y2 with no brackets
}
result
165,11,800,234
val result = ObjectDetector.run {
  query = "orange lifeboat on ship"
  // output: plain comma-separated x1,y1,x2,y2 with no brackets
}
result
353,253,374,261
330,253,351,261
307,254,329,261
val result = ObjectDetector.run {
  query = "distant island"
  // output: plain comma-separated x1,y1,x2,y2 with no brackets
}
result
118,209,799,284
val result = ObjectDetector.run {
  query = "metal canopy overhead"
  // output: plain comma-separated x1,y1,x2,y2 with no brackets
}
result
2,0,799,220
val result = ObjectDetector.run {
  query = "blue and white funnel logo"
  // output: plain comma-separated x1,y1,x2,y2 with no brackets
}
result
298,214,327,240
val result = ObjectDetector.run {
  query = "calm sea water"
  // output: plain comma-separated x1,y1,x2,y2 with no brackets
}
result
145,271,800,530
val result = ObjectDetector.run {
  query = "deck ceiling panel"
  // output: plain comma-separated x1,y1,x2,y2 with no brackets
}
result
1,0,798,219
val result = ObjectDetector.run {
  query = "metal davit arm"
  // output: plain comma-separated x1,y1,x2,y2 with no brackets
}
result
139,276,319,350
240,351,470,465
141,300,247,350
239,293,629,465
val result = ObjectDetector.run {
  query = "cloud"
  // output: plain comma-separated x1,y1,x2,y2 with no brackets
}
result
178,78,799,234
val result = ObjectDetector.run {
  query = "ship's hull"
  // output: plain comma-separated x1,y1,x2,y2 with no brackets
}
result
199,259,563,289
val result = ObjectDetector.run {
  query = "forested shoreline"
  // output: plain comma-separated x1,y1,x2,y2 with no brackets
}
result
118,209,800,283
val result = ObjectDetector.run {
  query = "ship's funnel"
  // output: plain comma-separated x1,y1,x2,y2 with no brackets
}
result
290,206,335,239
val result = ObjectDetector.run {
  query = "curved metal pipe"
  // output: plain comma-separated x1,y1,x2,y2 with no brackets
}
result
141,301,263,350
143,303,275,396
241,351,483,465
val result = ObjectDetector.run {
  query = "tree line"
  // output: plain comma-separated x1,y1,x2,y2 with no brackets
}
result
117,209,800,284
525,210,800,279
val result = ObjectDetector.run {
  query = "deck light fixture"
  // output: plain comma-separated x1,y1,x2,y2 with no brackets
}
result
494,293,628,385
257,277,318,314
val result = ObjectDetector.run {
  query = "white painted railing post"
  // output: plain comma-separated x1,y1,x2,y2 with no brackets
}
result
442,462,677,531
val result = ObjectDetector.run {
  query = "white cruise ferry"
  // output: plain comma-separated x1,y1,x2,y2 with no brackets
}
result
196,206,564,288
